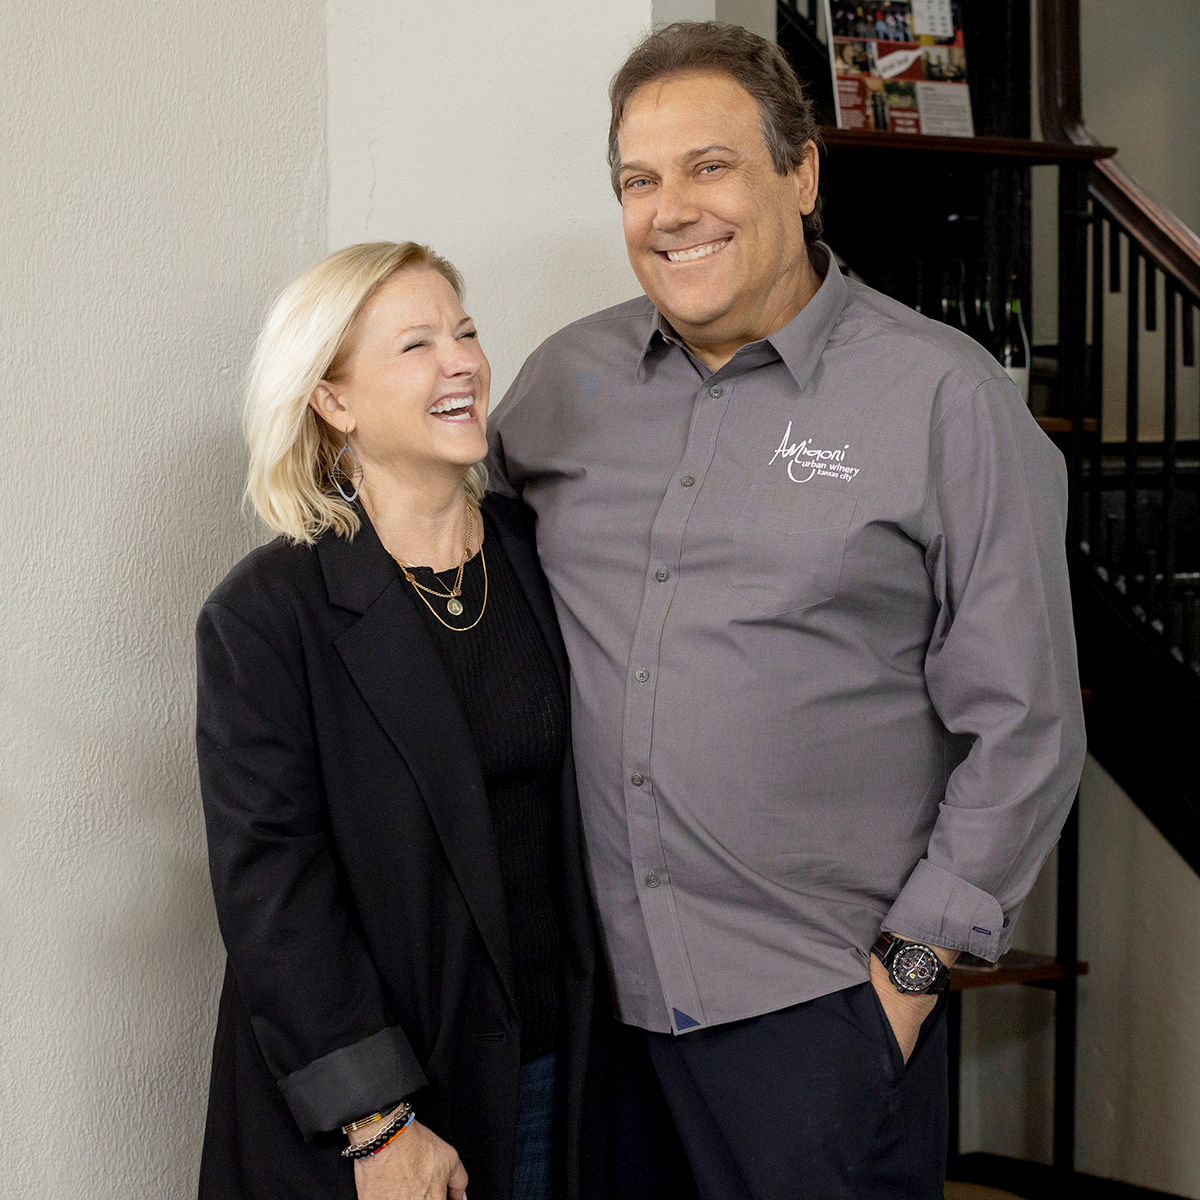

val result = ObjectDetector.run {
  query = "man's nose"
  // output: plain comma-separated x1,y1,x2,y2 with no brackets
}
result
652,180,702,232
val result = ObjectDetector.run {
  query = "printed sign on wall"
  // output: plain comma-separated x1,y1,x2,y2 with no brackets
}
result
824,0,974,137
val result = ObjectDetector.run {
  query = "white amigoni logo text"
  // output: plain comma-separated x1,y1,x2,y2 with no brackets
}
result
769,421,860,484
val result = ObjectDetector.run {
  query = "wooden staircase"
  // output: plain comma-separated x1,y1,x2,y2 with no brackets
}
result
777,1,1200,1194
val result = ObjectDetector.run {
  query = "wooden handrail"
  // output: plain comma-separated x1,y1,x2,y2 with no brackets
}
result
1039,0,1200,301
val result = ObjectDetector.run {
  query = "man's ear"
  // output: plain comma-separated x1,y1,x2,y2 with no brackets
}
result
794,140,820,217
309,381,354,435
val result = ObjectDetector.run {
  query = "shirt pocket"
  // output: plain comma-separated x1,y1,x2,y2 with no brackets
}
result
729,482,859,615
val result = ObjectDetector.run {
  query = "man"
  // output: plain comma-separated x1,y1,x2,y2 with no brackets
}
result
489,21,1085,1199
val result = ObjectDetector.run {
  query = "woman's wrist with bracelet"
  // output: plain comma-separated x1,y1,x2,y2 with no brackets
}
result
341,1101,416,1158
342,1100,403,1139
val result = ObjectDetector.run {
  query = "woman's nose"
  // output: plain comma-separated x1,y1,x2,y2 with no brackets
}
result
442,339,480,377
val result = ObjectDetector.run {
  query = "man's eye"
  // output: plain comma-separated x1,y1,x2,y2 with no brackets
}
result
699,163,726,175
624,178,651,191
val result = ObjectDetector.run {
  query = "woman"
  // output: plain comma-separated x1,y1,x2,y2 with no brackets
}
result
196,242,606,1200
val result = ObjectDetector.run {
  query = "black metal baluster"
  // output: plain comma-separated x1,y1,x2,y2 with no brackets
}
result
1145,260,1157,332
1141,548,1158,617
1185,593,1199,671
1183,299,1196,369
1088,215,1106,553
1161,283,1179,647
1060,172,1091,553
1125,243,1141,593
1104,514,1119,575
1108,220,1121,293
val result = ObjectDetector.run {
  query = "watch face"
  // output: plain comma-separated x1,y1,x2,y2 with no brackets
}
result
890,942,942,993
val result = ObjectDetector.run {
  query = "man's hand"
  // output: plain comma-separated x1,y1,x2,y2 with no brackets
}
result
352,1119,468,1200
868,944,958,1063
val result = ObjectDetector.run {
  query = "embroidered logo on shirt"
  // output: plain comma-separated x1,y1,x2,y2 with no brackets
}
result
770,421,860,484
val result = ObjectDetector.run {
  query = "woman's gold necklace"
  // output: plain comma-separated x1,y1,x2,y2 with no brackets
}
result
392,505,488,632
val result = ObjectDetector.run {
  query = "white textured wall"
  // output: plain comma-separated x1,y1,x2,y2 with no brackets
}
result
0,2,326,1196
1072,758,1200,1195
326,0,713,400
1081,0,1200,234
962,757,1200,1199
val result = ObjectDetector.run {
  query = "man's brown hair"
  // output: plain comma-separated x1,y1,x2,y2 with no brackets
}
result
608,21,823,241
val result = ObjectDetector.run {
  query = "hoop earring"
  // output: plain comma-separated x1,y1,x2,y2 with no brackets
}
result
330,438,363,503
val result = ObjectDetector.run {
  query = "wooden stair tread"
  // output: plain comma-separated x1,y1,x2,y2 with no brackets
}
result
949,950,1088,991
1036,416,1098,434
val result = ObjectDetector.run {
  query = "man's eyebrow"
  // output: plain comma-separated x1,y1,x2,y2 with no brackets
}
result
682,143,741,160
617,144,742,176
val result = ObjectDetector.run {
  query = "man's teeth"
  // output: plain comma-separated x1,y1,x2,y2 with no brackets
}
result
427,396,473,415
665,239,730,263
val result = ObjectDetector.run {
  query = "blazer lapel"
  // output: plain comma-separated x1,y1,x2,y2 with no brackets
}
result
317,518,514,1001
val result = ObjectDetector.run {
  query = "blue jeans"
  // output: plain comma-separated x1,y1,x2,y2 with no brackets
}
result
512,1052,558,1200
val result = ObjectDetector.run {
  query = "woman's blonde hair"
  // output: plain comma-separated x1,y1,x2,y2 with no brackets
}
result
244,241,488,545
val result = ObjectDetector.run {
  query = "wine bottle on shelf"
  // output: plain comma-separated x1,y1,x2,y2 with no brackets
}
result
968,260,998,356
998,269,1031,404
940,258,969,334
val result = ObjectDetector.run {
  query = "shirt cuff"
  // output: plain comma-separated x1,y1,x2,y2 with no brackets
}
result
882,859,1011,962
278,1025,429,1137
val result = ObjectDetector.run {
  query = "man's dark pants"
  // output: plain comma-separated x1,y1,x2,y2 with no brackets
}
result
611,982,948,1200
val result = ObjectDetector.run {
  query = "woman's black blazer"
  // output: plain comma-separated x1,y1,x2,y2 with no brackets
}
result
195,494,607,1200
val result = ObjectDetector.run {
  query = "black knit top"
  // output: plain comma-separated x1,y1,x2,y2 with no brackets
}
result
397,513,565,1062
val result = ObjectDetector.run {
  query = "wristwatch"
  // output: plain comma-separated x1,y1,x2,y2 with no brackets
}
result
872,931,950,995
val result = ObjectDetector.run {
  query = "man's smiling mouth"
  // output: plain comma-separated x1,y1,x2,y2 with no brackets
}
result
661,238,731,263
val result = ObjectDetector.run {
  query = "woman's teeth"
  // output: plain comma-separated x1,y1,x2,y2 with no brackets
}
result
427,396,474,420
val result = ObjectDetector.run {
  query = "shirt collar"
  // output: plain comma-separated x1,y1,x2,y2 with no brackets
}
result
634,243,848,391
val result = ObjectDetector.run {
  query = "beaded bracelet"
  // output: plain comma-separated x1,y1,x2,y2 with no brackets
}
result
340,1104,415,1160
356,1117,410,1160
342,1103,398,1135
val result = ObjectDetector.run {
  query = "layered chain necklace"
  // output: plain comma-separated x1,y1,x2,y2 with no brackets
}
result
391,504,488,632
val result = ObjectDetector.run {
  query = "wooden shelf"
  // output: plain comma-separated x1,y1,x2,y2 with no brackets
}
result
819,127,1117,168
1036,416,1098,435
949,950,1088,992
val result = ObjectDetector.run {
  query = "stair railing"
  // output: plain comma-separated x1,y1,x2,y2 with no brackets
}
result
1040,0,1200,684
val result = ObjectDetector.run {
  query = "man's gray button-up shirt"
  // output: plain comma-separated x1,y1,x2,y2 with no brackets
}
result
489,250,1086,1035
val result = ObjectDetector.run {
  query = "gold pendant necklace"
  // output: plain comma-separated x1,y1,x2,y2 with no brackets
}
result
390,505,488,631
405,545,488,632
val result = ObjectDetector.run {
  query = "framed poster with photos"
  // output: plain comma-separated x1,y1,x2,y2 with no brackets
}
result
823,0,974,137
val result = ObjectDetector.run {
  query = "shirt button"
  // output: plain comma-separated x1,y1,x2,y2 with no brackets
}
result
645,871,660,888
630,773,645,787
634,668,649,682
654,568,670,582
709,384,724,398
680,475,695,487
